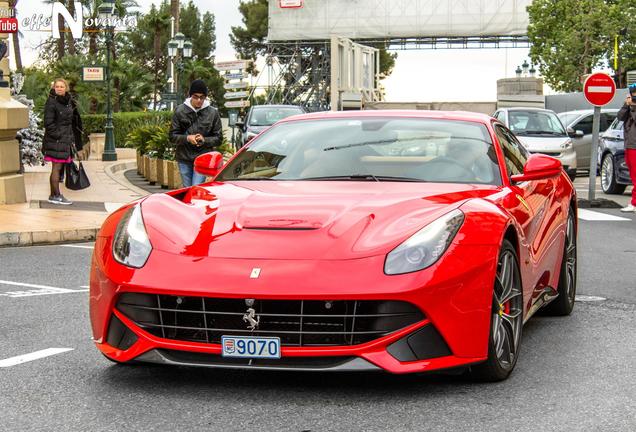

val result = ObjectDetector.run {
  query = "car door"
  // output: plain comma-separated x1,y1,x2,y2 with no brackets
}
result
572,114,593,167
494,124,557,305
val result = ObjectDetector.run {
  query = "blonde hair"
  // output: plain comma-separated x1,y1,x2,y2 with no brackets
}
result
52,78,69,92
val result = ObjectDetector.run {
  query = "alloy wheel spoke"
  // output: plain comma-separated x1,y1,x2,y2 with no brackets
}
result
499,323,513,364
501,288,522,305
497,253,513,304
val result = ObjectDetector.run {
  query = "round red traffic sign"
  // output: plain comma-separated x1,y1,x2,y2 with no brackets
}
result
583,73,616,106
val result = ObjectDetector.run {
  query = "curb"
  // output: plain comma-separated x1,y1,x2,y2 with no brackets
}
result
0,228,98,248
104,160,150,197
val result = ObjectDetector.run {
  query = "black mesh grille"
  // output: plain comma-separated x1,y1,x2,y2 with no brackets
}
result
116,293,424,347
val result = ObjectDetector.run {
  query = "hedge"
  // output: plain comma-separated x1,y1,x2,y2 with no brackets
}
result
82,111,173,148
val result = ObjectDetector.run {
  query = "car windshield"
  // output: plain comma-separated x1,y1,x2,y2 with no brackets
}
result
248,107,304,126
557,113,581,128
218,118,501,185
509,110,566,136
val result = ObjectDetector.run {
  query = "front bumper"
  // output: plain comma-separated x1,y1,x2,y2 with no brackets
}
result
90,238,497,374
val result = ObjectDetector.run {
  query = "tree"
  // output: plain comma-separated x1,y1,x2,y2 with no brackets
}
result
14,95,45,168
122,3,171,108
9,0,23,71
527,0,626,92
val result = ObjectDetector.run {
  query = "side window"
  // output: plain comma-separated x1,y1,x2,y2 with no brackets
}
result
495,126,527,177
608,117,623,131
601,113,616,131
576,115,593,135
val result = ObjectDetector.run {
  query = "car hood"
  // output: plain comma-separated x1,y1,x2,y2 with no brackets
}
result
141,181,499,260
516,135,570,152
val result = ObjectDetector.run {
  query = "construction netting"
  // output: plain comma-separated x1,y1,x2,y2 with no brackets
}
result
268,0,531,41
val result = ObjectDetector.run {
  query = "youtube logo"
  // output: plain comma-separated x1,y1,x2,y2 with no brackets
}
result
0,18,18,33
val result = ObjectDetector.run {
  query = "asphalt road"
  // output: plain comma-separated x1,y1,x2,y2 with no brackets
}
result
1,209,635,432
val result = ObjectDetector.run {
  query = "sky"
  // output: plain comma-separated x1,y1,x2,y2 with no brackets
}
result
13,0,538,102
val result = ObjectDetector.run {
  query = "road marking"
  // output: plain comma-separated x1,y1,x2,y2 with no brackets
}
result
0,280,88,298
577,209,631,221
575,295,607,302
60,244,94,249
0,348,74,368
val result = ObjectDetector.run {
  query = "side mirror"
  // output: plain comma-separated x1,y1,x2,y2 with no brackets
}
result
510,154,562,183
235,121,244,129
194,151,224,177
567,126,584,138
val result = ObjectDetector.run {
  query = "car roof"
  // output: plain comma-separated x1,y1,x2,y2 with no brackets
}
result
558,109,618,115
251,104,304,110
277,110,494,125
498,107,556,113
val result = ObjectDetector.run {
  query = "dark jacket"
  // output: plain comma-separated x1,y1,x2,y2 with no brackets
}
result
169,99,223,163
617,104,636,150
42,89,83,160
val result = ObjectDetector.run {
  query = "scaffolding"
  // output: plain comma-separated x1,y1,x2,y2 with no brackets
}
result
262,41,332,112
261,0,532,110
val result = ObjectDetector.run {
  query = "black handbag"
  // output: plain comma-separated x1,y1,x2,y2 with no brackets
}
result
65,159,90,190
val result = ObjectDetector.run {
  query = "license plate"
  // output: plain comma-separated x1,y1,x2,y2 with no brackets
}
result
221,336,281,359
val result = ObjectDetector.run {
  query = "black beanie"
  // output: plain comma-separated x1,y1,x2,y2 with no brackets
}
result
189,79,208,96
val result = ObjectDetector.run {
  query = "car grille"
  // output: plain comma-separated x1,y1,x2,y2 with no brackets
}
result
116,293,424,347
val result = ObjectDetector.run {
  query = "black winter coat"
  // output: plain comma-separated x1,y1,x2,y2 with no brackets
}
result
169,101,223,163
617,104,636,150
42,90,83,160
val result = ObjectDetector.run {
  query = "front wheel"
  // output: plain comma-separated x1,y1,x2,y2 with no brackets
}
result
469,239,523,381
600,154,626,195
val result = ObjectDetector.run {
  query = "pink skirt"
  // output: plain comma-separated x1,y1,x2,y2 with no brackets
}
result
44,155,72,163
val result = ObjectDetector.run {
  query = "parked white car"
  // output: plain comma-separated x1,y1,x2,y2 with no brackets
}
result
493,107,577,180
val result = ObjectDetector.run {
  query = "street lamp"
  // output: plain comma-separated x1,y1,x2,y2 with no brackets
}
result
168,36,193,104
183,40,193,59
167,39,178,58
98,1,117,161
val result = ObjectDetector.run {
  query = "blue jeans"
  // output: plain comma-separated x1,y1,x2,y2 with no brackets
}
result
178,161,207,187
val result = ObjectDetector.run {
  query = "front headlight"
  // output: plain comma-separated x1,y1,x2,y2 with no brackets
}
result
561,139,573,149
384,209,464,275
112,204,152,268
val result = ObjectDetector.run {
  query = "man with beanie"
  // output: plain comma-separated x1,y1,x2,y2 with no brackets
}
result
169,79,223,187
617,83,636,212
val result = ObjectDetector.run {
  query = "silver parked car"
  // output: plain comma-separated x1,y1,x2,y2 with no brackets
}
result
493,107,577,180
558,109,618,170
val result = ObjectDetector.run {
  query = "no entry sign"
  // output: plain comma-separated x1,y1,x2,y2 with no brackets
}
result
583,73,616,106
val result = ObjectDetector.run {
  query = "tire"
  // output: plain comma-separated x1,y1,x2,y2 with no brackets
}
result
469,239,523,382
542,209,577,316
566,169,577,182
600,154,627,195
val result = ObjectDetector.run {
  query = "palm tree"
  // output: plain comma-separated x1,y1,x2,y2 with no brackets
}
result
171,0,179,33
9,0,22,71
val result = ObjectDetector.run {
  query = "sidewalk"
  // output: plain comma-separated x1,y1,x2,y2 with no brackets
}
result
0,149,150,247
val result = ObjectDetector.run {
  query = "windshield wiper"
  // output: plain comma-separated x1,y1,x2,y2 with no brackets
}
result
229,176,275,180
522,131,565,136
323,135,490,151
301,175,423,182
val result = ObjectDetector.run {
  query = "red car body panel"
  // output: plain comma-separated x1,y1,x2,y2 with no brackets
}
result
90,110,576,374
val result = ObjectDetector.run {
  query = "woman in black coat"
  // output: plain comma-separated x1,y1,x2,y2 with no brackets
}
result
42,78,83,205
